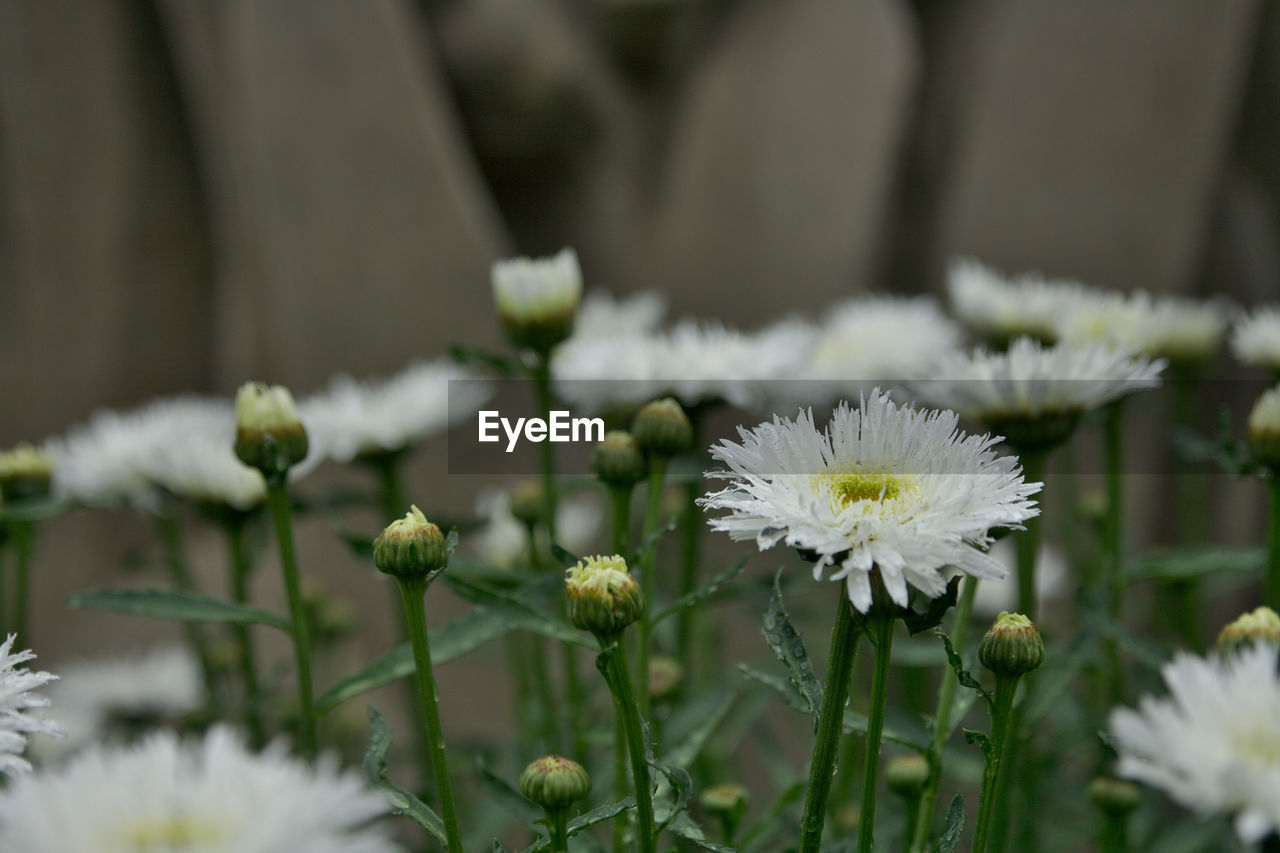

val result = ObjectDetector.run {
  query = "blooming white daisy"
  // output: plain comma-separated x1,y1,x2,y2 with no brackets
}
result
1232,306,1280,373
469,488,602,569
30,648,203,761
917,338,1165,424
300,360,492,464
0,634,62,776
573,289,667,339
971,539,1068,619
947,257,1089,344
1109,644,1280,843
698,390,1041,612
1054,290,1230,363
492,248,583,327
803,296,964,382
0,726,399,853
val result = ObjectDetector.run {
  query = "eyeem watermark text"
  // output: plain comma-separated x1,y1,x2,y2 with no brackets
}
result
478,410,605,453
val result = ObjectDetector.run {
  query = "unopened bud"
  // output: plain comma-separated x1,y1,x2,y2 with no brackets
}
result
648,656,684,703
1248,386,1280,470
1088,777,1141,815
0,443,53,503
886,754,929,798
508,481,545,527
591,431,645,489
234,382,308,478
1217,606,1280,655
373,505,449,583
519,755,591,812
979,612,1044,678
631,397,693,458
565,555,645,640
699,782,748,817
492,248,582,353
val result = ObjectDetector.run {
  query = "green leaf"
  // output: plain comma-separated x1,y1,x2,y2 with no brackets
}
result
520,797,637,853
663,690,738,768
442,574,594,648
963,729,994,762
841,707,929,753
478,764,542,830
550,541,581,567
935,793,964,853
737,663,810,714
448,342,523,375
68,588,290,632
937,629,991,710
627,519,678,567
1127,546,1265,582
654,557,748,625
362,707,448,843
650,757,694,832
670,816,739,853
317,608,513,713
494,841,508,853
902,576,961,634
761,570,824,718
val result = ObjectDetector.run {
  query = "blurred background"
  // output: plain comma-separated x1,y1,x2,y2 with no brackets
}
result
1,0,1278,745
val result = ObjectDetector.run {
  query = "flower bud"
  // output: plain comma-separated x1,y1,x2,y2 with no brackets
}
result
519,755,591,812
699,782,748,817
886,754,929,798
373,505,449,583
590,431,645,489
1217,606,1280,655
0,443,53,503
508,481,545,527
648,656,684,703
978,611,1044,678
234,382,308,478
565,555,645,640
1088,776,1141,815
631,397,693,458
1248,386,1280,470
492,248,582,353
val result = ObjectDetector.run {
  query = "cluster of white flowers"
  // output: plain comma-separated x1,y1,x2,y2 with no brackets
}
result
947,257,1087,344
469,488,602,569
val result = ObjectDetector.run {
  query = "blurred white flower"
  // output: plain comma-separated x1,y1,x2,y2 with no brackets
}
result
301,360,492,464
0,634,61,777
947,257,1088,343
1055,290,1230,363
492,248,583,328
30,648,203,761
573,289,667,339
1249,384,1280,440
0,726,399,853
970,538,1068,618
699,390,1041,612
470,489,602,569
1110,644,1280,843
1231,306,1280,373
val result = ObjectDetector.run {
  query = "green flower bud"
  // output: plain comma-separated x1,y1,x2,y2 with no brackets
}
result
631,398,693,458
0,443,53,503
519,755,591,812
508,481,545,527
590,431,645,489
1217,606,1280,655
492,249,582,354
978,611,1044,678
699,782,748,817
1088,776,1141,815
1248,386,1280,471
373,505,449,583
885,754,929,798
234,382,308,478
648,656,684,703
565,555,645,640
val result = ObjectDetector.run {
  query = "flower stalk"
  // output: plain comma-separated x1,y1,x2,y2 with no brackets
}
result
154,507,221,710
597,639,656,853
1266,477,1280,611
265,479,317,758
971,674,1019,853
224,517,265,747
635,455,667,717
856,614,896,853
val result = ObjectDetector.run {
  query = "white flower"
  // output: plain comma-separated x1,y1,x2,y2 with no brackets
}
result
235,382,303,434
574,289,667,338
970,539,1068,619
30,648,203,761
803,296,964,382
301,360,492,464
470,489,601,569
0,634,62,777
1109,644,1280,843
0,726,399,853
698,390,1041,612
1055,291,1230,362
492,248,583,327
1249,385,1280,440
917,338,1165,422
947,257,1089,343
1232,306,1280,372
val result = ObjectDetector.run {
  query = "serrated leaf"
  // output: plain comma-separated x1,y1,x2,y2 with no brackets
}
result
68,588,291,632
317,608,513,713
935,793,964,853
362,707,448,843
478,763,543,830
963,728,994,761
937,629,991,710
517,798,637,853
650,757,694,832
761,570,823,718
737,663,810,714
442,574,594,648
654,557,748,625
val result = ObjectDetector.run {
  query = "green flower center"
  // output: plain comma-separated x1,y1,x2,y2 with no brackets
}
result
125,816,224,849
825,472,902,507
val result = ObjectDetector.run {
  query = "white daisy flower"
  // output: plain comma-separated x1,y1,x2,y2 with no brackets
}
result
470,489,602,569
0,634,62,777
698,390,1041,612
1055,290,1230,363
947,257,1089,344
0,726,399,853
970,538,1068,619
492,248,583,329
30,648,203,761
573,289,667,339
804,296,964,382
1249,384,1280,440
1232,306,1280,373
300,360,492,464
917,338,1165,423
1109,644,1280,843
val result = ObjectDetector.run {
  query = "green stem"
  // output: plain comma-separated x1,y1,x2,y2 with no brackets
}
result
856,615,896,853
507,635,538,746
798,593,862,853
909,576,979,853
610,488,632,555
225,519,265,747
398,580,465,853
636,456,669,719
676,477,702,674
1099,813,1127,853
599,638,657,853
1015,451,1046,620
524,520,562,751
1266,478,1280,611
614,712,629,853
154,510,220,707
900,798,921,853
532,358,559,543
563,640,588,760
10,521,31,645
548,808,570,852
971,676,1020,853
1103,400,1125,706
265,480,317,758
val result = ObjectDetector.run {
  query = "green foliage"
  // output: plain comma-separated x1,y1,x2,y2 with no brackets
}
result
361,707,449,844
935,794,964,853
761,570,825,719
68,588,291,632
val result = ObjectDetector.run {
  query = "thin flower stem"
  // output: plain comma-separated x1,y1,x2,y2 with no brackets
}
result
909,576,979,853
610,488,632,555
265,480,317,759
1103,400,1125,705
1167,368,1205,647
154,510,220,708
856,615,896,853
606,486,632,853
636,457,668,719
798,593,861,853
532,358,559,543
398,579,465,853
1098,812,1127,853
971,676,1019,853
676,477,702,675
1015,451,1046,620
1265,477,1280,610
10,521,32,645
599,638,657,853
548,808,570,852
563,641,588,760
225,519,265,747
524,522,562,751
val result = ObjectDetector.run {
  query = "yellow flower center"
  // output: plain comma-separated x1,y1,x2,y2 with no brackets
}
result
125,816,224,849
1232,725,1280,770
823,471,903,509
